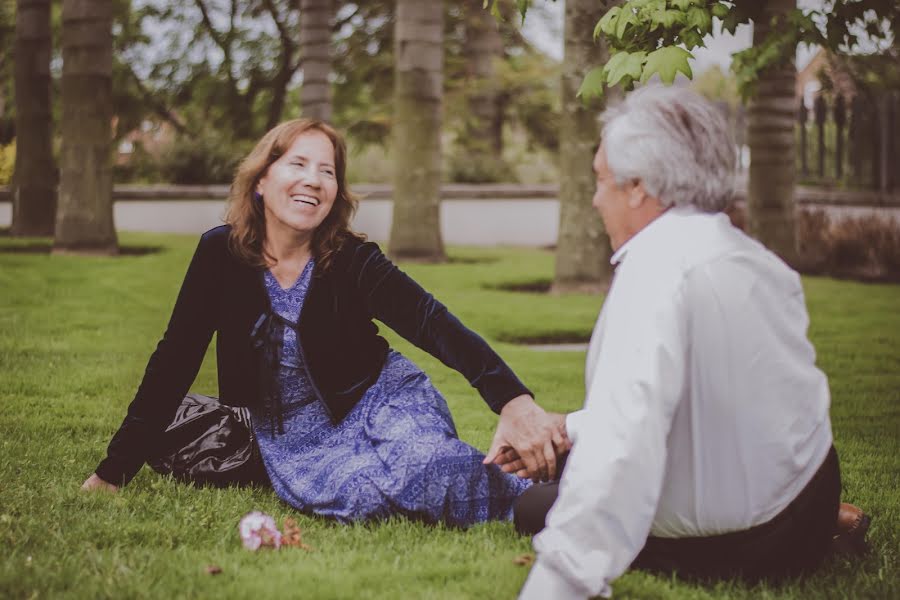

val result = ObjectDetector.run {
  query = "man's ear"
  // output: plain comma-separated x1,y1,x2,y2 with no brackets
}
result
627,180,649,209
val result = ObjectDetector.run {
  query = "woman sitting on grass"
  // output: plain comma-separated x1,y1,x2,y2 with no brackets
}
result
81,118,567,526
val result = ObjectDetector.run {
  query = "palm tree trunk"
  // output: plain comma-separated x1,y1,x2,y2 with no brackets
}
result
552,0,613,293
388,0,445,261
747,0,797,263
299,0,332,122
11,0,56,236
54,0,117,254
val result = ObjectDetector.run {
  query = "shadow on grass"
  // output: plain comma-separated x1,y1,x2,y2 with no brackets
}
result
485,278,552,294
447,255,499,265
392,252,498,266
0,240,164,256
496,330,591,345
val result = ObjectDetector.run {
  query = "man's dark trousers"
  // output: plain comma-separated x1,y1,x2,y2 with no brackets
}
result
513,446,841,582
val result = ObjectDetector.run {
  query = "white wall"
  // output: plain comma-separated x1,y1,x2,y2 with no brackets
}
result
0,198,562,246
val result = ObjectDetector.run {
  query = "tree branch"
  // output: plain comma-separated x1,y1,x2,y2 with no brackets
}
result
194,0,239,93
194,0,228,55
261,0,291,45
124,65,189,135
333,4,360,32
262,0,301,129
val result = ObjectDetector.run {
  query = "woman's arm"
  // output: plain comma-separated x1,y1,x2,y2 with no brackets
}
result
349,242,566,480
484,404,570,480
81,472,118,492
86,233,220,488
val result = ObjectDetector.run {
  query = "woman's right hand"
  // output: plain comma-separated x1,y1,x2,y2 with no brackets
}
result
81,473,118,492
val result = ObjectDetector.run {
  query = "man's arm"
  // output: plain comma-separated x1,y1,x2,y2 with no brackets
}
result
520,279,687,598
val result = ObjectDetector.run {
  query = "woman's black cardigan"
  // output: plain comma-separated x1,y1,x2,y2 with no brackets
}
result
95,225,532,486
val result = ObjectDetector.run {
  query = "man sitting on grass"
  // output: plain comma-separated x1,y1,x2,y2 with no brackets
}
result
502,85,869,599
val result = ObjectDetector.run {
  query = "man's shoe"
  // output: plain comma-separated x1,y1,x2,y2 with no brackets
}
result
832,502,871,555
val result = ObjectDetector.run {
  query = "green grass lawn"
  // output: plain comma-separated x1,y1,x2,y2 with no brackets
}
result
1,232,898,599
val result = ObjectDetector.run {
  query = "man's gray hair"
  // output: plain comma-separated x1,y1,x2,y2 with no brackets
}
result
601,85,737,212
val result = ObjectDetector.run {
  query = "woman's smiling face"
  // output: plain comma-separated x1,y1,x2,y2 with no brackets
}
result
256,130,339,240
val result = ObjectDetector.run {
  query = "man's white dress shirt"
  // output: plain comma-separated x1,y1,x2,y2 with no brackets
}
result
520,208,833,599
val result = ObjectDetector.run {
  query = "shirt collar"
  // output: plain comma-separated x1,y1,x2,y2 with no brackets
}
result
609,206,701,265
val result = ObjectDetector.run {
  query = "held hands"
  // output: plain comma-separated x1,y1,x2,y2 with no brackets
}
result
81,473,119,493
483,395,571,482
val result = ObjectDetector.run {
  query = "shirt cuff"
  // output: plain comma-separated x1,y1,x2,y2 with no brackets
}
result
518,559,606,600
565,410,585,445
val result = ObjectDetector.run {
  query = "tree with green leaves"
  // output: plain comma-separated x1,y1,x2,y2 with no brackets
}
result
11,0,57,237
389,0,446,261
328,1,560,175
126,0,304,141
110,0,187,144
569,0,899,261
101,1,558,184
54,0,116,254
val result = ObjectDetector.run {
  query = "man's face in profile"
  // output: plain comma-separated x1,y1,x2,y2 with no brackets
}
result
592,144,632,252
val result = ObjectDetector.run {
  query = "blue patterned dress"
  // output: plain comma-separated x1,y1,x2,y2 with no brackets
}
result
250,259,530,527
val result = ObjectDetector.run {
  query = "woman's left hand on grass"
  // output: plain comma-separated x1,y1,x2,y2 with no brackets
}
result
81,473,119,493
483,395,570,482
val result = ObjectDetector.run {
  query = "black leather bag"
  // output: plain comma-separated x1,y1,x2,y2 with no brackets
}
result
148,393,270,488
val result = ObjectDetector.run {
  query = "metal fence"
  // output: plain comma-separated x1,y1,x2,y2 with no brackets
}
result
798,91,900,192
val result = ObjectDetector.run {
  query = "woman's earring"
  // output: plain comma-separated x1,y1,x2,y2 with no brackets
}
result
253,191,263,203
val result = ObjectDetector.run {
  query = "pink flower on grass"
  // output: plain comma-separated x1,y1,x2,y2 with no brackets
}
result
239,511,282,551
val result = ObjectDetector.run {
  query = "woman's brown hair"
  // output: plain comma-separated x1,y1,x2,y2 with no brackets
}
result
225,119,365,270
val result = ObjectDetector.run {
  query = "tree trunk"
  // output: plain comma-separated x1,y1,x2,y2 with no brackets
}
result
453,0,505,182
11,0,57,236
54,0,117,254
299,0,333,122
552,0,613,293
747,0,797,263
389,0,445,261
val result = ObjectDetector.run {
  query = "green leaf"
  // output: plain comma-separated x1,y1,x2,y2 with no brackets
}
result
679,27,703,49
616,7,641,39
641,46,693,84
685,6,712,33
670,0,701,10
722,10,742,34
595,6,622,39
516,0,532,22
650,8,685,29
482,0,503,20
577,66,607,101
640,0,668,14
711,2,730,19
730,49,759,101
604,51,647,87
